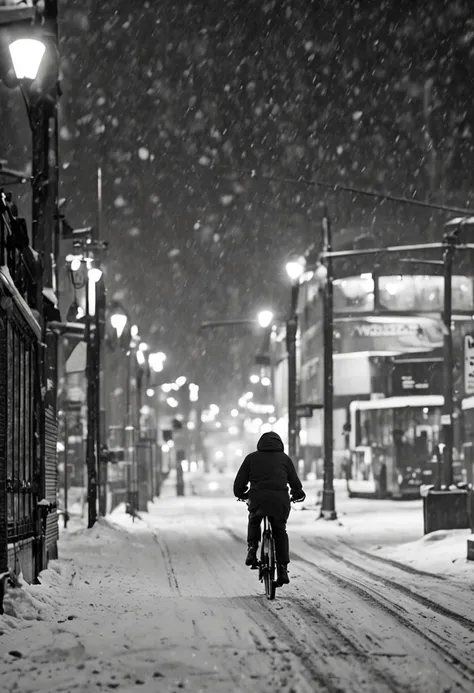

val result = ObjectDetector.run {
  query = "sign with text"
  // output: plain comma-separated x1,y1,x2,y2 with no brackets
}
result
335,316,444,354
464,335,474,395
391,360,443,397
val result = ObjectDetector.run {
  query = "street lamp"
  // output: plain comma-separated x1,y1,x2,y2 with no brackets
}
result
110,311,127,339
285,259,305,282
9,38,46,81
149,352,166,373
285,256,306,461
319,209,337,520
257,310,274,329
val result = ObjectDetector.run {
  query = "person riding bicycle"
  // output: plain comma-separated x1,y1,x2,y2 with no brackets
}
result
233,431,306,586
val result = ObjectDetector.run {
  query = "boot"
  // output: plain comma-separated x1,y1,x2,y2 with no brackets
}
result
245,541,258,567
276,563,289,586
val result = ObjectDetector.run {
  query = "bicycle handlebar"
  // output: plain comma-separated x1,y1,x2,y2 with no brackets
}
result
236,495,305,503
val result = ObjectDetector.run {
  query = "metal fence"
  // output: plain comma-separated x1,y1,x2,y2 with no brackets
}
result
0,191,57,584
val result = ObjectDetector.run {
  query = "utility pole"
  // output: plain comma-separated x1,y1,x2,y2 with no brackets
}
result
286,284,299,461
85,272,97,528
320,206,337,520
442,228,457,487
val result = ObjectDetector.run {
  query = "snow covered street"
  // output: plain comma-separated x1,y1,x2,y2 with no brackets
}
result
1,490,474,693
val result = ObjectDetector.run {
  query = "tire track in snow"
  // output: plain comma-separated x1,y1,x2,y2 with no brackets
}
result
337,541,447,580
151,532,180,595
303,538,474,632
297,552,474,686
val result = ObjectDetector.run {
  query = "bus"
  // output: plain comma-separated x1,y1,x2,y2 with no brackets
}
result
347,395,445,499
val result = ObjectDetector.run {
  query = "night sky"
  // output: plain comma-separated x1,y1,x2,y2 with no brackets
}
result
1,0,474,405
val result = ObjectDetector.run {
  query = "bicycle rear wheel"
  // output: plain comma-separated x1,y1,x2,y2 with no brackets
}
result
262,529,276,600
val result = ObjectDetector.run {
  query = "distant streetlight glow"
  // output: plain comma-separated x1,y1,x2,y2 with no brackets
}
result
9,38,46,81
136,350,146,366
285,259,305,282
261,376,271,387
231,409,239,417
167,397,179,408
315,264,328,284
250,374,260,384
139,342,148,352
149,352,166,373
209,404,219,414
69,255,82,272
131,324,139,338
244,392,254,400
146,388,155,397
176,376,187,387
229,426,239,435
257,310,274,328
161,383,173,393
189,383,199,402
110,312,127,338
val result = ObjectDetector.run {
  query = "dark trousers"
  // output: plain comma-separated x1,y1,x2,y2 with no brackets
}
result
247,508,290,564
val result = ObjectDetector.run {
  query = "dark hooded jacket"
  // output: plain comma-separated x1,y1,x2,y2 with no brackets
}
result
233,432,303,517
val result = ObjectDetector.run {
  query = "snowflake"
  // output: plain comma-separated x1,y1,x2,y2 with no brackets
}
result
128,227,140,237
220,195,234,206
352,111,363,121
59,126,71,141
199,155,211,166
114,195,126,208
138,147,150,161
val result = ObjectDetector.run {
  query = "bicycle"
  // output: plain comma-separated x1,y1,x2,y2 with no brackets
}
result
238,496,303,600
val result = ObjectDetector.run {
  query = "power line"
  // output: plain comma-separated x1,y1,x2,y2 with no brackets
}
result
217,166,474,217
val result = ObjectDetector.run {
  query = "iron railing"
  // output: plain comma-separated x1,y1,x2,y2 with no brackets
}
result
0,190,42,583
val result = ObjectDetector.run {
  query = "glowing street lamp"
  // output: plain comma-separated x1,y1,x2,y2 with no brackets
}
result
110,311,127,339
250,374,260,384
257,310,274,329
9,38,46,81
149,352,166,373
285,258,305,283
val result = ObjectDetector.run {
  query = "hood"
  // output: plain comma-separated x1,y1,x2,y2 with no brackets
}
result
257,431,284,452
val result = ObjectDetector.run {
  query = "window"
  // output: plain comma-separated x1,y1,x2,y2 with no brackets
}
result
333,276,374,313
378,275,473,313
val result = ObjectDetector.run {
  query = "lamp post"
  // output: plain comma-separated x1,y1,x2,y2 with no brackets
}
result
3,2,61,569
85,264,102,528
285,259,305,461
319,209,337,519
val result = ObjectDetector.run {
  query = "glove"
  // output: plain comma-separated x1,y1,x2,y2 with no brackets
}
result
291,490,306,503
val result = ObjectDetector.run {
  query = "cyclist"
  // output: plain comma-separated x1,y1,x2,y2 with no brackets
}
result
233,431,306,586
